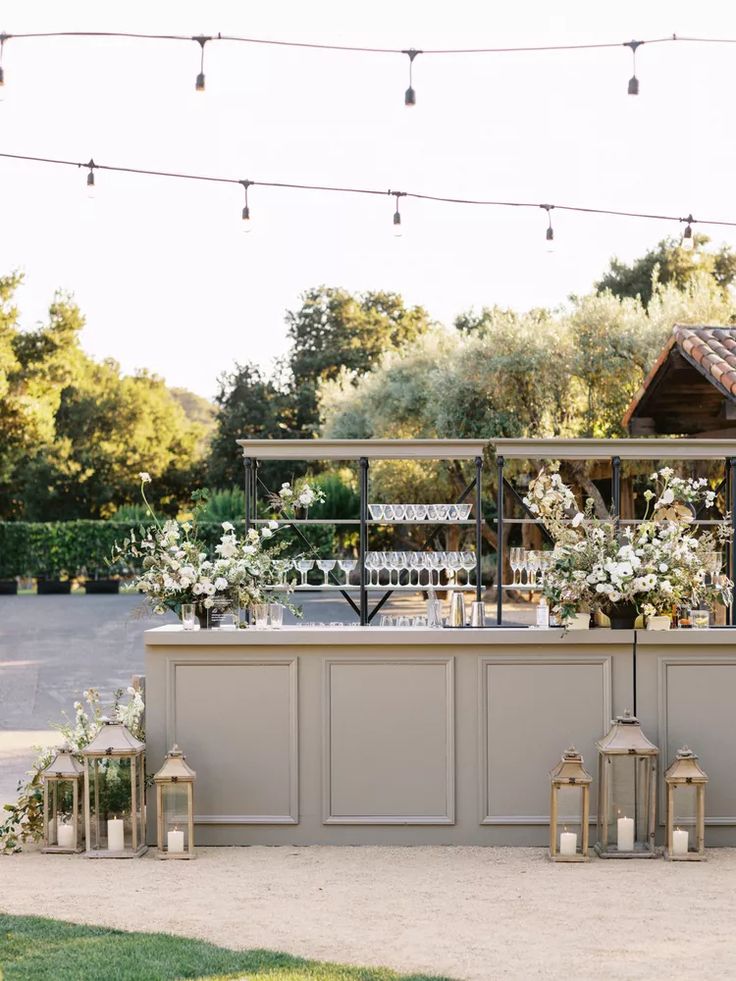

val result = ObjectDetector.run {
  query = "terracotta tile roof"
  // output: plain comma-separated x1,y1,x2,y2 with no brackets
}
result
622,324,736,428
674,325,736,397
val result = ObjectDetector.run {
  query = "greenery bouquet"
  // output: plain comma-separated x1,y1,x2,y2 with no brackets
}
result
525,467,732,624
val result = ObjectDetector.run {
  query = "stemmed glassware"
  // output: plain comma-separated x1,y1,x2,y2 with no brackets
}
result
510,547,521,585
409,553,426,586
448,552,464,584
527,550,540,587
461,551,476,585
428,552,444,586
295,558,315,586
273,559,292,585
338,558,357,585
317,558,336,585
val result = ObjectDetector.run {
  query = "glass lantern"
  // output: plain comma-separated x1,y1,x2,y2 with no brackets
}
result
548,747,592,862
595,710,658,858
664,746,708,861
41,746,84,853
81,719,147,858
154,744,197,860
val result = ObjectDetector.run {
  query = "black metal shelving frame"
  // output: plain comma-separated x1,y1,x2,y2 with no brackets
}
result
238,439,488,625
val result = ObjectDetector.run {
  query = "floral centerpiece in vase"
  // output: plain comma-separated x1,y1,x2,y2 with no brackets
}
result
273,478,326,521
113,474,294,627
524,466,732,629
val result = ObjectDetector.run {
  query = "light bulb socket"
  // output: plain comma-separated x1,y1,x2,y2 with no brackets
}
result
393,211,401,226
628,75,639,96
546,226,554,241
0,67,4,86
86,171,95,188
405,86,416,106
196,72,205,92
242,206,250,221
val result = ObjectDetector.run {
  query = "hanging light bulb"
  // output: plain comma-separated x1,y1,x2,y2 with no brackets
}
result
541,204,555,252
240,180,252,232
0,34,7,101
85,159,96,199
624,40,642,96
391,192,404,237
193,35,210,92
681,214,695,251
402,49,420,107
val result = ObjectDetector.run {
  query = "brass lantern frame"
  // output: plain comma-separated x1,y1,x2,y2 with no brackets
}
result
595,710,659,859
81,720,147,858
548,746,592,863
664,746,708,861
41,746,84,854
154,744,197,860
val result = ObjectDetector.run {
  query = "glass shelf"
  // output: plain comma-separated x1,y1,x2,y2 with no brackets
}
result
252,519,477,526
262,584,479,592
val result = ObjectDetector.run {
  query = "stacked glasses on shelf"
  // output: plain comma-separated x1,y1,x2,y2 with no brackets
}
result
508,548,553,587
368,504,472,521
276,554,475,587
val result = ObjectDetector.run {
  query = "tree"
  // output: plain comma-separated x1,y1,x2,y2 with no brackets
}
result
286,286,431,435
207,361,294,492
595,235,736,307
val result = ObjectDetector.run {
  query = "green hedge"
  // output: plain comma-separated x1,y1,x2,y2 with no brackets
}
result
0,520,337,579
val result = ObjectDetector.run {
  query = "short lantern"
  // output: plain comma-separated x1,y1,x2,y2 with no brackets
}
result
154,744,197,859
41,746,84,853
82,719,147,858
664,746,708,861
548,746,592,862
595,710,658,858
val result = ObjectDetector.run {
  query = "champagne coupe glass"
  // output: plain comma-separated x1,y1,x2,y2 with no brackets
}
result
510,547,520,586
296,558,314,586
317,558,336,585
461,551,476,585
338,558,357,585
448,552,464,584
527,550,540,587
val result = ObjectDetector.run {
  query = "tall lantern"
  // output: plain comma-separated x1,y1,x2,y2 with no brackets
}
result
41,746,84,853
548,747,592,862
664,746,708,861
154,745,197,859
82,719,147,858
595,710,658,858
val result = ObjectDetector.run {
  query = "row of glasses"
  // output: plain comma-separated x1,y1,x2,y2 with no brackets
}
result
275,558,359,586
379,615,429,627
368,503,472,521
509,548,553,587
365,551,476,587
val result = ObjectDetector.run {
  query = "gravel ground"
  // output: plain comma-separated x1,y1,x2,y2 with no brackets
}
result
2,845,735,980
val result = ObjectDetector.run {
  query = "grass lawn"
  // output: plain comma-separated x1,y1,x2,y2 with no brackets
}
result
0,915,453,981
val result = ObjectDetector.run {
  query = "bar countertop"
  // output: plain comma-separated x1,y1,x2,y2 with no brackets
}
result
144,624,736,646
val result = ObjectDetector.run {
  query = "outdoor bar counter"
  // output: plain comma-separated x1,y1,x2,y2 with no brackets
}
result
145,625,736,846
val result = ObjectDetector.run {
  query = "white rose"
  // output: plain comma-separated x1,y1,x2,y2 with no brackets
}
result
214,577,229,590
659,563,668,572
261,527,273,539
221,521,235,532
269,520,279,530
192,582,204,595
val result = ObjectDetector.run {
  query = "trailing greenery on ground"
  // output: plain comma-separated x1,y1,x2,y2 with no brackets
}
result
0,916,452,981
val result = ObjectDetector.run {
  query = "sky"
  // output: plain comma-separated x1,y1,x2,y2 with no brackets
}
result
2,0,736,399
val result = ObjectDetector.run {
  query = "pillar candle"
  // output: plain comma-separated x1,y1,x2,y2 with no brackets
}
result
57,823,75,849
167,827,185,853
559,831,577,856
672,827,689,856
617,815,635,852
107,817,125,851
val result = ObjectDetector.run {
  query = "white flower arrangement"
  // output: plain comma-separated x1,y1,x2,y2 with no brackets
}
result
524,467,732,623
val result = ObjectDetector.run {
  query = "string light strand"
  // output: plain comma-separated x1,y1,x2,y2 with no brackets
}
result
1,150,734,236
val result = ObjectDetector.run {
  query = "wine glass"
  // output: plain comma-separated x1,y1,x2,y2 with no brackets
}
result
338,558,357,585
428,552,444,586
295,558,314,586
386,552,400,586
519,548,529,585
317,558,336,585
409,553,426,586
448,552,464,584
510,547,520,586
461,551,476,585
527,550,540,587
273,559,292,585
364,552,378,586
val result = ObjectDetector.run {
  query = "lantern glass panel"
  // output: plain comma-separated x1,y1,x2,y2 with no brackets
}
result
671,784,698,851
604,755,653,851
49,781,78,847
161,784,191,853
88,757,141,851
554,785,584,849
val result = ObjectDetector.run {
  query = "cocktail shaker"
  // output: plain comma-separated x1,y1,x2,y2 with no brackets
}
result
470,601,485,627
449,591,466,627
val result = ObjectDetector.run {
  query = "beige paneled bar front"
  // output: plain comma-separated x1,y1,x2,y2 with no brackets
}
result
145,626,636,845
